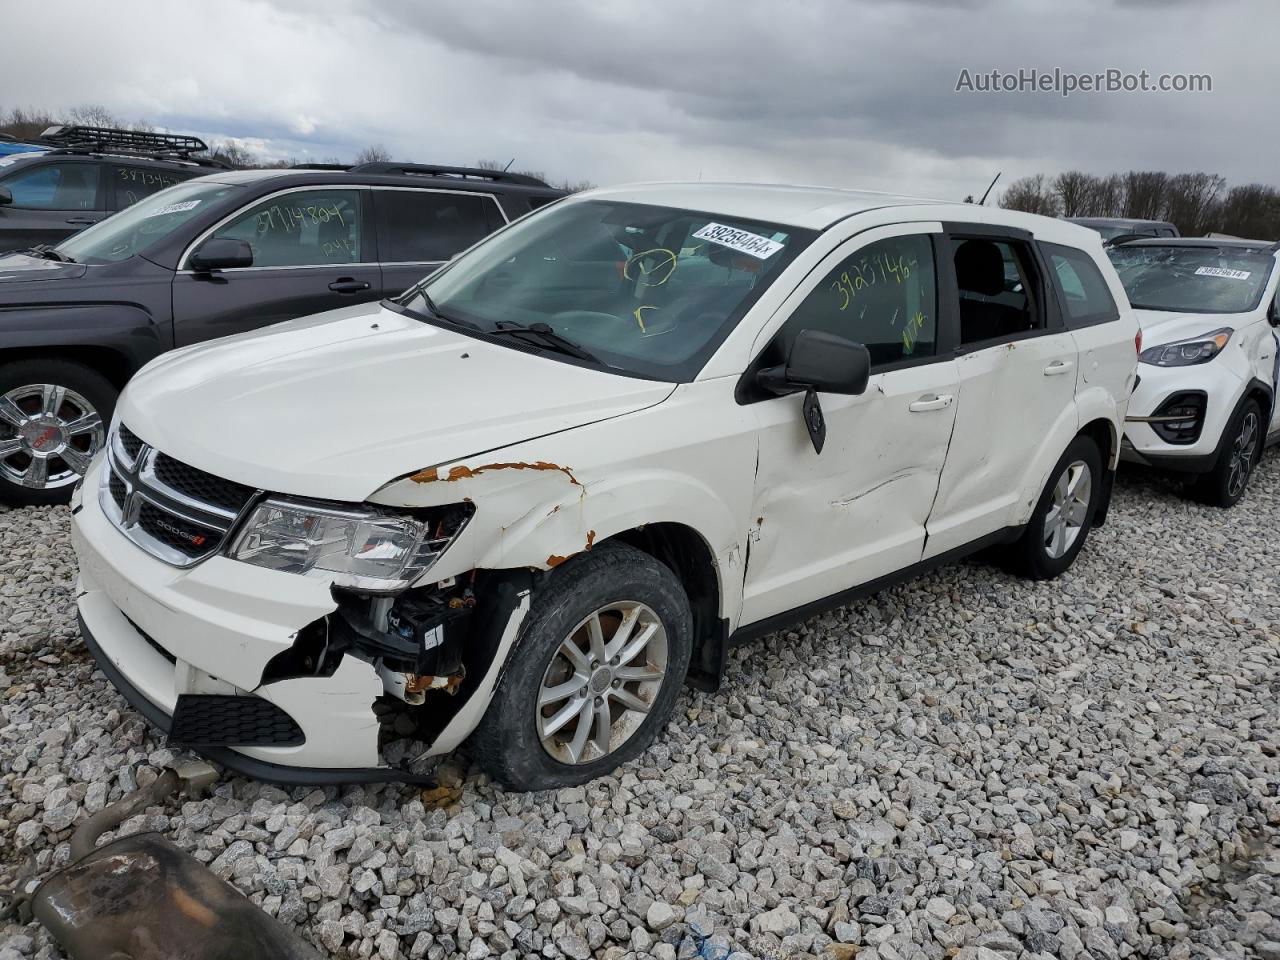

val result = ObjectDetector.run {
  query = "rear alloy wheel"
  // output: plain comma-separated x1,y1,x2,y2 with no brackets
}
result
1195,397,1262,508
0,361,116,506
1008,434,1102,580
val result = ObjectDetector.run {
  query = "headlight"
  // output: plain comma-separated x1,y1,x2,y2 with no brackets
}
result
1139,327,1232,367
231,499,472,592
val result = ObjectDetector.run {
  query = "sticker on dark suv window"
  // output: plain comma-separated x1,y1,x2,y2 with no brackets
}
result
692,222,784,259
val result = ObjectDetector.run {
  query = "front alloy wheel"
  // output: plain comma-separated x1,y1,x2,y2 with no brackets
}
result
537,601,669,766
1226,407,1259,500
0,383,104,492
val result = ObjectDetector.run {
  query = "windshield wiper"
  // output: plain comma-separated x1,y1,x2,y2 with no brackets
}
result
25,244,75,263
488,321,601,363
384,295,479,331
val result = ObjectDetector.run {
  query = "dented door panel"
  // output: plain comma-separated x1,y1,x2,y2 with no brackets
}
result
924,332,1079,556
740,359,960,625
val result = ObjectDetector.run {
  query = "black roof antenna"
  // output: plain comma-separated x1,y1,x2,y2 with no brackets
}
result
978,171,1002,206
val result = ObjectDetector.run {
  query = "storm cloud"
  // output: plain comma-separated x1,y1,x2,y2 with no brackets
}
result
0,0,1269,200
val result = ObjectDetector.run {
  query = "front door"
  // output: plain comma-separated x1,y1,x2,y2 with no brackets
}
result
740,224,960,627
171,187,381,346
0,159,105,252
923,229,1080,558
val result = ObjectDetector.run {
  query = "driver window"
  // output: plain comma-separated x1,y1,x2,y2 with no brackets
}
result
777,233,937,368
213,190,363,267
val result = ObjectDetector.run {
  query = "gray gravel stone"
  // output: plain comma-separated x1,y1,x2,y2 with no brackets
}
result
3,469,1280,959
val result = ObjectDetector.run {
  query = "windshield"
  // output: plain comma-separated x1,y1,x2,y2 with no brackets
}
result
1108,244,1275,313
58,179,242,264
401,199,812,380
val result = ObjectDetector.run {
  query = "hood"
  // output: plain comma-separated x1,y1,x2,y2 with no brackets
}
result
1133,308,1256,346
119,303,676,502
0,252,88,282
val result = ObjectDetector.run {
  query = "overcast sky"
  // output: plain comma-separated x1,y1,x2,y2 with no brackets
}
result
1,0,1272,200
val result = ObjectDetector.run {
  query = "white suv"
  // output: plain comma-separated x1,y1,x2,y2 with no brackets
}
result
70,184,1138,790
1110,238,1280,506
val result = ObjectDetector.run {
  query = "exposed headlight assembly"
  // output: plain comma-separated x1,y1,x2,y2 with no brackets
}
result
231,499,472,592
1139,327,1232,367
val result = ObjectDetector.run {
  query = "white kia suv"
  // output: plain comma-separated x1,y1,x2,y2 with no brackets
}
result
1109,237,1280,506
70,184,1138,790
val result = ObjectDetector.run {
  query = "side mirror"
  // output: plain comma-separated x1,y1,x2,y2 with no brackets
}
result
0,186,12,206
189,237,253,272
757,329,871,397
756,329,871,454
1270,297,1280,327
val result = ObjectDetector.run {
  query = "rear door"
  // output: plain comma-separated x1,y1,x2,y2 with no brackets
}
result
923,225,1080,558
372,187,508,297
171,186,381,346
0,158,106,251
106,163,192,212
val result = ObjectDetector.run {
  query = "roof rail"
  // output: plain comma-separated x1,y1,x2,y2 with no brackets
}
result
290,163,354,171
349,161,549,187
1104,233,1156,247
37,125,229,168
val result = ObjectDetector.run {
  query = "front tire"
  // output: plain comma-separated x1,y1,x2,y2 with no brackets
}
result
1008,435,1103,580
0,360,116,506
1194,397,1262,508
470,543,693,792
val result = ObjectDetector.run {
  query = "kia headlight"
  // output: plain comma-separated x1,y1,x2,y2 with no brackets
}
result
1139,328,1232,367
231,499,472,591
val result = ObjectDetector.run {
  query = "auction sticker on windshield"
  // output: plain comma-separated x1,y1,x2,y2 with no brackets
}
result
692,222,784,259
146,200,201,218
1195,266,1252,280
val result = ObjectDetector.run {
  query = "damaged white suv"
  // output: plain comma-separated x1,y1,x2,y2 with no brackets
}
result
71,184,1137,790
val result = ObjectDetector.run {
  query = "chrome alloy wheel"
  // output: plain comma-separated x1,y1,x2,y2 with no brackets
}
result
536,601,669,765
1226,408,1260,500
0,384,104,490
1043,459,1092,559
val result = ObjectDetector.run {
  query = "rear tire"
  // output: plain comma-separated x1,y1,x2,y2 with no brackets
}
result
0,360,116,506
1193,397,1262,508
1007,435,1103,580
470,542,692,792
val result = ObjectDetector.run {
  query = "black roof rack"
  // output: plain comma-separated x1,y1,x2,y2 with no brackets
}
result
290,163,354,171
348,162,549,187
37,125,230,168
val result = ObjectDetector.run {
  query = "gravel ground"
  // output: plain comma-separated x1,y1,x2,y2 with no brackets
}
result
1,461,1278,960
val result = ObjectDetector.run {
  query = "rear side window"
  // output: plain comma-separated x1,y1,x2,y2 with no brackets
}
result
952,236,1043,345
778,233,938,368
0,161,99,210
213,189,364,267
111,165,188,209
375,190,504,263
1043,242,1119,327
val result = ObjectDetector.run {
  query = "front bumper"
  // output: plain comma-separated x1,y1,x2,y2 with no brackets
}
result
1121,361,1245,472
71,454,427,784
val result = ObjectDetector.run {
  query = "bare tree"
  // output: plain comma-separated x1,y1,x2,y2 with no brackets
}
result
1164,172,1226,236
0,106,60,139
354,144,391,164
1122,171,1169,220
1211,184,1280,240
204,139,260,169
999,175,1060,216
66,104,119,128
1052,171,1096,217
1080,174,1124,217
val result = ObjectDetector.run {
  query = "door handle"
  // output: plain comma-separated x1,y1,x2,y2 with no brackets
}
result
65,217,97,225
328,278,371,294
1044,360,1075,376
909,394,954,412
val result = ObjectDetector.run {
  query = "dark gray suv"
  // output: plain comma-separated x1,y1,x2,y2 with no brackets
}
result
0,162,564,504
0,126,225,252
